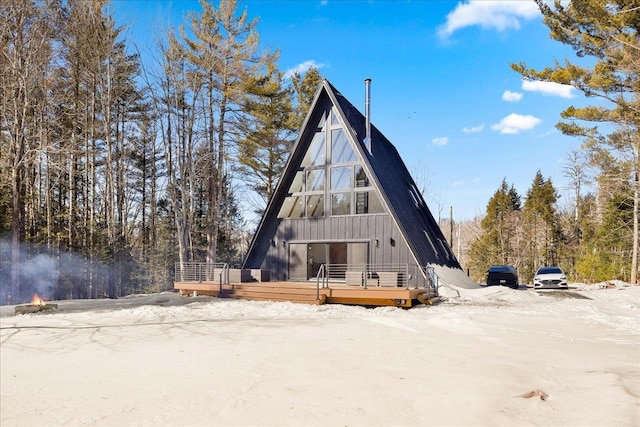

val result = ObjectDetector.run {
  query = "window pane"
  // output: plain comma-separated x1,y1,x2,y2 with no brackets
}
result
307,195,324,217
367,191,384,213
317,111,327,130
302,132,326,167
306,169,325,191
278,196,304,218
288,243,307,280
331,129,356,164
331,167,351,190
355,191,384,214
347,242,368,265
355,165,369,187
308,243,327,278
331,110,340,126
329,242,347,265
331,193,351,215
288,171,304,193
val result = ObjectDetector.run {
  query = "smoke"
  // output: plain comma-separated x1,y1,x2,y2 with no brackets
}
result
0,240,111,305
18,253,58,297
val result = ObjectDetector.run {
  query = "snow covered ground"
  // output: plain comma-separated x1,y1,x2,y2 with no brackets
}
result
1,282,638,427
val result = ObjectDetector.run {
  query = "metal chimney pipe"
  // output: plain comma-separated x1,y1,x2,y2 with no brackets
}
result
364,78,372,154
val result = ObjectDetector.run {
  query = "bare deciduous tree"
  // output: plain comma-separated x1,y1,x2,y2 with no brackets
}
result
1,0,55,303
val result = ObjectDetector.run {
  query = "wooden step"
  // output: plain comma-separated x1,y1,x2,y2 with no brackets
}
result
221,292,324,305
219,284,324,305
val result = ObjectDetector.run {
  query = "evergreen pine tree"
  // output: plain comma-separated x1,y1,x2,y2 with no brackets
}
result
468,179,521,282
512,0,639,283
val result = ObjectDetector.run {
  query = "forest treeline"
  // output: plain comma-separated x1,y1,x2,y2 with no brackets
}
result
1,0,638,304
466,0,638,285
0,0,322,303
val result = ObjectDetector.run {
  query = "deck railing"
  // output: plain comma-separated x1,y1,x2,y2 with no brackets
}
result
425,266,439,296
174,262,229,286
175,262,439,296
316,264,328,301
323,263,437,294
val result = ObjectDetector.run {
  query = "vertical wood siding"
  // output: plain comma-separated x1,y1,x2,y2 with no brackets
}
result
259,213,417,280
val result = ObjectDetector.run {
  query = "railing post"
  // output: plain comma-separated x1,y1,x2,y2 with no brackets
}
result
363,263,368,289
219,263,225,294
426,266,439,297
325,265,328,288
363,264,367,289
316,264,326,301
434,274,439,297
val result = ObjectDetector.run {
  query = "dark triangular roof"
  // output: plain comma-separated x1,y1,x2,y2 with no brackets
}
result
243,79,461,271
327,80,460,269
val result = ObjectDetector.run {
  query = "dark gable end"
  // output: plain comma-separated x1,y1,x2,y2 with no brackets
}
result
327,81,460,269
242,83,333,270
243,79,468,283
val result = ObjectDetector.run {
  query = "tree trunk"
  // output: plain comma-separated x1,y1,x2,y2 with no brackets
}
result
206,82,218,264
632,171,638,284
11,141,24,303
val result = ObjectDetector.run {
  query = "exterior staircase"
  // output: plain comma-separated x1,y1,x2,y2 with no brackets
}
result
218,283,325,305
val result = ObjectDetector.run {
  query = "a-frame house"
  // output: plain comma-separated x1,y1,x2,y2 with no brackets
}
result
242,79,476,289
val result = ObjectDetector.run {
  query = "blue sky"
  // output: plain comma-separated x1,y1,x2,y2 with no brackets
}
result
113,0,590,221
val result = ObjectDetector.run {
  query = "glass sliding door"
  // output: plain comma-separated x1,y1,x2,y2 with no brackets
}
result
347,242,368,266
329,243,348,265
299,242,369,280
307,243,327,279
288,244,307,281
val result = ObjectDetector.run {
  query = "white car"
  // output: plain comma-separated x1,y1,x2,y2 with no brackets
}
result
533,267,568,289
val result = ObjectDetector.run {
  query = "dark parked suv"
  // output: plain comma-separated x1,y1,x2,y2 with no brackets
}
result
486,265,518,289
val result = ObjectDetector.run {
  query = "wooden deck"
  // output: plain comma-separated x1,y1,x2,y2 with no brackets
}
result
173,281,437,308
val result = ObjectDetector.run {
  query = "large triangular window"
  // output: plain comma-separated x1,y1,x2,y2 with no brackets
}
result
277,108,385,218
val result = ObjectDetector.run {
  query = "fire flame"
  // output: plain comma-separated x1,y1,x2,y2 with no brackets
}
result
31,293,46,306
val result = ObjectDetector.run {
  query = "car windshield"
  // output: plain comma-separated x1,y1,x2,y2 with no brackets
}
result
537,267,562,274
488,265,514,273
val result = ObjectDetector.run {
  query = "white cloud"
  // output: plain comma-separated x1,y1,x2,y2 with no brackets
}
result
491,113,541,134
502,90,523,102
432,137,449,146
462,124,484,134
522,80,576,98
451,177,480,187
438,1,539,38
284,60,325,79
